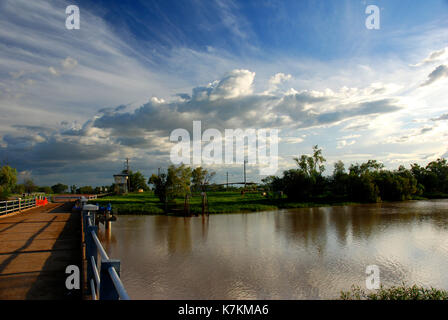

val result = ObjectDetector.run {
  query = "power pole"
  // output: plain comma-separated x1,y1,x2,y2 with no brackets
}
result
158,168,161,177
226,172,229,190
126,158,130,193
243,160,247,189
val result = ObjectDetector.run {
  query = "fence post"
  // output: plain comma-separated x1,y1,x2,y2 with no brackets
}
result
99,260,121,300
19,198,21,212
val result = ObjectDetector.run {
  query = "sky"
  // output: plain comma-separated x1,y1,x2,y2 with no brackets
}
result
0,0,448,187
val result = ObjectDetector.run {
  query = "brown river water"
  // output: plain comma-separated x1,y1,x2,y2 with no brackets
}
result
99,199,448,299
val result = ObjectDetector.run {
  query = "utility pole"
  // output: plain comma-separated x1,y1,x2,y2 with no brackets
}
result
243,159,247,189
126,158,130,193
226,172,229,190
158,168,161,177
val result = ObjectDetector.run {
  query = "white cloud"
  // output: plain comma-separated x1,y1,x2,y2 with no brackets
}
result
410,47,448,67
48,66,59,76
265,73,292,93
209,69,255,100
61,57,78,70
337,140,356,149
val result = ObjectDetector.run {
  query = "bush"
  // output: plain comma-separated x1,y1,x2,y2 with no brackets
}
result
341,284,448,300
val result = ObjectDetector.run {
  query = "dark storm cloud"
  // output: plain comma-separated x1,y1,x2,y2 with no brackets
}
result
313,99,401,127
421,65,448,86
432,113,448,121
0,135,115,175
419,127,433,134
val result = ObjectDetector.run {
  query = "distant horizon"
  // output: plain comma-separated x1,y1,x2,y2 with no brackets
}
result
1,0,448,187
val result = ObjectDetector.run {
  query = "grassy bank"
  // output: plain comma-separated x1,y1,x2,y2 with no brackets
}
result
90,191,448,215
89,191,360,215
341,284,448,300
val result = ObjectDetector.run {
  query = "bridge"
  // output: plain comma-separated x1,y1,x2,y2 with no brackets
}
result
0,197,128,300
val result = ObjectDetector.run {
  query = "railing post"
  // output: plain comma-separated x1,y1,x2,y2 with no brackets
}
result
19,198,21,212
99,260,121,300
85,215,98,292
5,201,7,213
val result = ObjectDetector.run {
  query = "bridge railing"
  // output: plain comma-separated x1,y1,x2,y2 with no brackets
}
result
0,198,37,217
53,195,97,203
82,210,130,300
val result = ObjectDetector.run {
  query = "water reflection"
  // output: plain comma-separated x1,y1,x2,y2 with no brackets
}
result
99,200,448,299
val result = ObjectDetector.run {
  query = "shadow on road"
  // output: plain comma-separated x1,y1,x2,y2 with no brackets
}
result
25,203,81,300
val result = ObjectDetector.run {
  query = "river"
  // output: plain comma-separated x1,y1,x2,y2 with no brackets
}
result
99,199,448,299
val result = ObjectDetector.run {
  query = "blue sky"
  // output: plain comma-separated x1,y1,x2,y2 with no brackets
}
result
0,0,448,186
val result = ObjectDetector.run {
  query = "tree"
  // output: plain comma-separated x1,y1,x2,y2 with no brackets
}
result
348,174,380,202
149,164,192,202
261,175,278,192
191,167,216,192
23,179,37,194
127,171,149,192
51,183,68,194
293,145,326,177
0,165,17,199
166,164,192,198
77,186,94,194
333,160,346,176
425,158,448,193
70,185,77,194
149,173,168,203
281,169,314,201
39,186,52,194
349,160,384,176
332,160,349,197
13,184,25,195
411,159,448,194
312,145,326,174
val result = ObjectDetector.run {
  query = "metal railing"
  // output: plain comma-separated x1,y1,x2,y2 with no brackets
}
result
82,210,130,300
0,198,37,217
53,195,97,203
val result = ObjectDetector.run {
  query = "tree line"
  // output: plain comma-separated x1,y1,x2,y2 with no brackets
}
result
0,165,110,200
0,164,216,201
263,145,448,203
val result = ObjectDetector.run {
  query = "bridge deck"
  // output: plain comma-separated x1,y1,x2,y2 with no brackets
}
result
0,203,81,300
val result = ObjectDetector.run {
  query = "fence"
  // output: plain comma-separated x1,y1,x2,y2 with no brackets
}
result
82,210,130,300
53,195,97,203
0,198,38,217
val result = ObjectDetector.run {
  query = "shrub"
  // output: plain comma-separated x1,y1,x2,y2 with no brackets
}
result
341,284,448,300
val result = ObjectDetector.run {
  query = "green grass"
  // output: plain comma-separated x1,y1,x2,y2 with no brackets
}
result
90,193,164,214
341,284,448,300
90,191,362,215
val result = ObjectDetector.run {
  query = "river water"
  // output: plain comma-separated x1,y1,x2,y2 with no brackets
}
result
99,199,448,299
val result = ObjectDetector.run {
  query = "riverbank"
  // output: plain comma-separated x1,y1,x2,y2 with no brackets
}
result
89,191,448,215
89,191,366,215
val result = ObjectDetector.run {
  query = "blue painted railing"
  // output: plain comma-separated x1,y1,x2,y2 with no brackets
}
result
82,210,130,300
